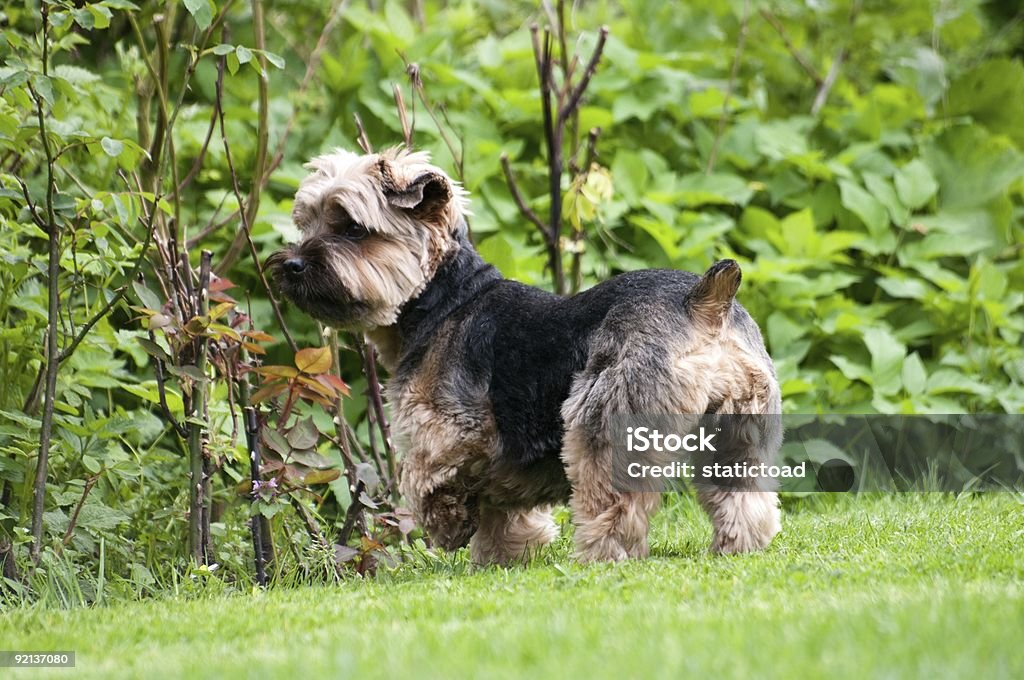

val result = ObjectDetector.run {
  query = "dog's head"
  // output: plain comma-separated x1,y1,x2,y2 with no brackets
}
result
267,148,468,329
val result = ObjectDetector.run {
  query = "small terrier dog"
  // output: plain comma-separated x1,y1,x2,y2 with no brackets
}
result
269,148,781,564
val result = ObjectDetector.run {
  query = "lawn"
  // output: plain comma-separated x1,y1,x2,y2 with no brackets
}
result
3,493,1022,679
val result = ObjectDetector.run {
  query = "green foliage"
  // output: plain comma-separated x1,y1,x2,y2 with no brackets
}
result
0,0,1022,603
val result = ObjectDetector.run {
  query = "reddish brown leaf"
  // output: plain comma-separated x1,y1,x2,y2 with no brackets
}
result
316,373,351,397
209,277,236,292
294,346,332,374
296,375,336,399
250,381,288,404
241,341,266,355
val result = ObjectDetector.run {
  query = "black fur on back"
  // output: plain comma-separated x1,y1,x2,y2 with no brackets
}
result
391,232,742,477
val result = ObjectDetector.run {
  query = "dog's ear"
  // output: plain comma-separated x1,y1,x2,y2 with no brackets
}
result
379,158,452,223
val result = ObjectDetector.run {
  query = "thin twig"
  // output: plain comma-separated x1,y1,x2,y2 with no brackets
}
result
811,49,847,116
151,330,188,438
61,475,99,546
362,342,396,503
260,0,352,182
58,183,160,363
558,26,609,125
393,83,413,148
353,113,373,154
759,8,823,86
29,4,60,565
500,154,550,244
14,176,47,231
404,61,464,180
810,0,861,116
707,0,751,175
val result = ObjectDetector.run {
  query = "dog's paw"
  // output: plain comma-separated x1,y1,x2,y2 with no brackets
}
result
709,492,781,555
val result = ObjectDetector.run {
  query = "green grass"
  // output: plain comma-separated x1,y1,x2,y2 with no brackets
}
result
3,494,1023,679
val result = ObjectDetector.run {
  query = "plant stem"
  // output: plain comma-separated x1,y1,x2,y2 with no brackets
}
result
188,251,213,564
29,4,59,565
243,406,268,587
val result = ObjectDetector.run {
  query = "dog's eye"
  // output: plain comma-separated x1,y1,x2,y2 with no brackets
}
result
344,222,369,240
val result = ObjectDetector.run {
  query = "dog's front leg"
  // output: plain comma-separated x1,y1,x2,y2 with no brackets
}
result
399,449,480,551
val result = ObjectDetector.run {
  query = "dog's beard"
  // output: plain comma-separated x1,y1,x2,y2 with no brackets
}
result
268,236,428,330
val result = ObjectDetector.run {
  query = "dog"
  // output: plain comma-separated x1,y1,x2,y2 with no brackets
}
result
268,147,782,564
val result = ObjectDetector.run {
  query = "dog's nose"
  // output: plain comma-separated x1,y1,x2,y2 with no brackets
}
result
283,257,307,275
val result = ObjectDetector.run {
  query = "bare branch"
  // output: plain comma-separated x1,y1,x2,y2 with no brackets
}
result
61,475,99,547
759,8,823,86
558,25,609,124
393,82,413,148
14,176,47,231
707,0,752,175
353,113,373,154
500,154,550,245
812,48,847,116
811,1,861,116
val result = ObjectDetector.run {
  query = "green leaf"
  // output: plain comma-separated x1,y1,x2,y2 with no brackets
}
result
100,136,124,158
71,7,95,29
286,418,319,450
235,45,253,65
876,277,931,299
211,43,235,56
839,180,888,235
183,0,214,30
946,58,1024,148
258,503,285,518
894,160,938,211
261,50,285,69
132,281,162,312
88,4,113,29
902,352,927,396
226,50,240,76
863,172,908,228
611,150,649,205
355,462,379,491
828,355,871,383
674,172,754,208
101,0,141,9
923,126,1024,210
862,325,905,396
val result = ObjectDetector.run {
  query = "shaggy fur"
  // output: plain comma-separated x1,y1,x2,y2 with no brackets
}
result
268,148,782,564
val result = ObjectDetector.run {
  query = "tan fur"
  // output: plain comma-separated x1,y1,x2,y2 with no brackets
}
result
676,325,782,554
563,422,661,562
391,324,495,549
288,148,470,328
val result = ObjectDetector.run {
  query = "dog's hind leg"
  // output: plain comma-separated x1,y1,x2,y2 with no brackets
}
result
695,384,783,555
561,322,669,563
685,260,783,554
469,505,558,566
563,421,661,562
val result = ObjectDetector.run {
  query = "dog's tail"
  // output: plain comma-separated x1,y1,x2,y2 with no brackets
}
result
686,259,741,332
